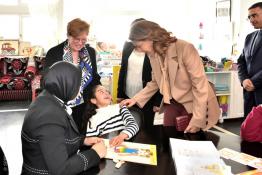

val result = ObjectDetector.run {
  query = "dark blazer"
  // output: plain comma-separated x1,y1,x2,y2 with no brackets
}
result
44,41,101,133
44,40,101,101
238,30,262,115
21,90,100,175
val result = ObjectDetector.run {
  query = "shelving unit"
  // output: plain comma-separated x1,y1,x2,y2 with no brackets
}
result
206,71,244,120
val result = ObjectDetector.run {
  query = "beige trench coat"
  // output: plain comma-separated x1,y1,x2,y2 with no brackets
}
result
133,39,220,130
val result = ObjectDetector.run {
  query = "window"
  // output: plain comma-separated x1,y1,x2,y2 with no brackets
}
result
0,0,18,5
0,15,19,39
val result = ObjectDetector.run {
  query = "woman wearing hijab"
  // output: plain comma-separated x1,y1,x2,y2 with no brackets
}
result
21,61,106,175
44,18,101,134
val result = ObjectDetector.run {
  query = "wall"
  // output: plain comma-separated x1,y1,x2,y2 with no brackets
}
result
238,0,261,51
63,0,217,57
2,0,254,60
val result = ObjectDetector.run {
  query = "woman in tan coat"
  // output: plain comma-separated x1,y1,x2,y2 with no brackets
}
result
121,20,220,134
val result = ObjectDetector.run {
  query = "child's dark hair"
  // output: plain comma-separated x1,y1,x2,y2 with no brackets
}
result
83,85,99,129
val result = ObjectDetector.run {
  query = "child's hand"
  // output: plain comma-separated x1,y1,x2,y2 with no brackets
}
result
84,137,103,146
109,133,128,147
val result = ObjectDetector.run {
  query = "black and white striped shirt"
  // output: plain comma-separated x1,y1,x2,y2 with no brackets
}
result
86,104,139,139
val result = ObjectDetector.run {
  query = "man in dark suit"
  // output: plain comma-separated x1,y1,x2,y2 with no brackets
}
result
238,2,262,117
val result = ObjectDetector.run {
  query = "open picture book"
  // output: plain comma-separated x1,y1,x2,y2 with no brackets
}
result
103,139,157,166
170,138,232,175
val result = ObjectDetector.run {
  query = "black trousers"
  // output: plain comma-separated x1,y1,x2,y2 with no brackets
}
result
243,90,262,118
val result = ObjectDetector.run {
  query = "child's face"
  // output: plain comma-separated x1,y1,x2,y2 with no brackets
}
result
91,86,112,107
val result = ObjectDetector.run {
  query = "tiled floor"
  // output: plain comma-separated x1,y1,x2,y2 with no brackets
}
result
0,100,244,175
217,118,244,135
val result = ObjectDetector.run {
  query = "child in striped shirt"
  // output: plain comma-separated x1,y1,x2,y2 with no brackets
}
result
84,85,139,146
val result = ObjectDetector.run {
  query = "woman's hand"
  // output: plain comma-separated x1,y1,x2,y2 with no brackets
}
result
91,140,107,158
120,98,136,107
109,133,128,147
184,125,200,133
84,137,103,146
117,98,125,103
153,106,160,112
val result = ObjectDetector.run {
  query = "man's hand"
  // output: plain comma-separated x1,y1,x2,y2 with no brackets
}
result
120,98,136,107
84,137,103,146
109,133,128,147
243,79,255,91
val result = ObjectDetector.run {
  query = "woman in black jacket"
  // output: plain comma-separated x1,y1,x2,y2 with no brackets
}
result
21,61,106,175
44,18,101,134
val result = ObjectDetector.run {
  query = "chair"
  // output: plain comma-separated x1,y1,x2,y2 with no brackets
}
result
0,56,45,101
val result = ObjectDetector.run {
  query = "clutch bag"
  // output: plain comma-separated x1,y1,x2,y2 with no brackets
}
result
174,114,192,132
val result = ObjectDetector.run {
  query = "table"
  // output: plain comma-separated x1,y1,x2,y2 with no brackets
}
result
80,126,262,175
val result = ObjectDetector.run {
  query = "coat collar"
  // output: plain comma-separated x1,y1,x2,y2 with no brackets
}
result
151,42,179,104
166,42,178,58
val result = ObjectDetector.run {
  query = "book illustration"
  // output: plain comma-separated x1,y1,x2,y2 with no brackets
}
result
114,146,152,157
103,139,157,166
237,170,262,175
219,148,259,167
219,148,240,159
248,158,262,170
196,161,231,175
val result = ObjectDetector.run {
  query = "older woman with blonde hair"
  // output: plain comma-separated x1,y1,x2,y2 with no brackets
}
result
121,20,220,135
44,18,101,134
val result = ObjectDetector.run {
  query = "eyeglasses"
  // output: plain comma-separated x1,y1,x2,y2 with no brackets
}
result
247,12,262,21
71,37,87,44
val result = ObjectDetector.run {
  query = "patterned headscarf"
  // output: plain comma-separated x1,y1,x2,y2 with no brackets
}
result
63,41,93,106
